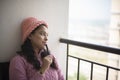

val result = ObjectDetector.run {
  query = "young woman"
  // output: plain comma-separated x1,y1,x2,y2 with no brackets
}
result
9,17,64,80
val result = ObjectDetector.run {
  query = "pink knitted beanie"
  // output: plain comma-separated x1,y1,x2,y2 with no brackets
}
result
21,17,48,44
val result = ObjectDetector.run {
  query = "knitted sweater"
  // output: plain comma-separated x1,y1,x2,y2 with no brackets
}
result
9,53,64,80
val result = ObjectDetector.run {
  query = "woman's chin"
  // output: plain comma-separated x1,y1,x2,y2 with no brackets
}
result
38,45,45,50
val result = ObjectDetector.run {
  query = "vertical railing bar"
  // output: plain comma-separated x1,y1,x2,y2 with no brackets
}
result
66,44,69,80
106,67,109,80
77,59,80,80
90,63,93,80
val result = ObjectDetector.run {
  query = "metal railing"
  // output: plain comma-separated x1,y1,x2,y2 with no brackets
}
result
59,38,120,80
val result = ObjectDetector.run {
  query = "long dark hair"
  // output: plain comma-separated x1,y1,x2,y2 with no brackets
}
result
17,24,58,70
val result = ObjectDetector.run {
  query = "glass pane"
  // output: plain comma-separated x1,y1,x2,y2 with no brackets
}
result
69,0,111,45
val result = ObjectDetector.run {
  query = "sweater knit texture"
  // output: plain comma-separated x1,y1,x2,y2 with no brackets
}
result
9,52,64,80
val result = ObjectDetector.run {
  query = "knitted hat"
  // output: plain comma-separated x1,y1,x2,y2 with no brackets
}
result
21,17,48,44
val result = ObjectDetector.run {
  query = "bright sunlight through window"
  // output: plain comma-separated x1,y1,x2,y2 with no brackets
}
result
68,0,111,45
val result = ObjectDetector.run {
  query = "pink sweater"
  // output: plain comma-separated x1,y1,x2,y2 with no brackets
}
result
9,54,64,80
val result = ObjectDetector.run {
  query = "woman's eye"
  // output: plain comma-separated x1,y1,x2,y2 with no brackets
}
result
40,33,44,35
39,32,48,36
39,32,47,36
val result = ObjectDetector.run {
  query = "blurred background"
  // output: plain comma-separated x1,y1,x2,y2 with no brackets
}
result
0,0,120,80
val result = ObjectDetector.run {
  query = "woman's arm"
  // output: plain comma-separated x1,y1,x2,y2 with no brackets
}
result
9,56,27,80
53,56,64,80
57,68,64,80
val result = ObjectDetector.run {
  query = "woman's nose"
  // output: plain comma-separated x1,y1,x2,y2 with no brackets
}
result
44,35,48,41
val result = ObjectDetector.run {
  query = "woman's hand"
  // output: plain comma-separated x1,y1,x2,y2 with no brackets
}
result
40,55,53,74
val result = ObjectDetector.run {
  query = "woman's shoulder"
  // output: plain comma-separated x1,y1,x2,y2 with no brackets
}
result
11,54,24,60
10,54,27,65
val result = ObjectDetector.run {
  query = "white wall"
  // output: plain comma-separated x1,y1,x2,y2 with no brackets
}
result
0,0,68,77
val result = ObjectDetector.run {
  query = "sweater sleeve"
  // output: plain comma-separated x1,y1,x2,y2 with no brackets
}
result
9,55,28,80
57,68,64,80
53,56,64,80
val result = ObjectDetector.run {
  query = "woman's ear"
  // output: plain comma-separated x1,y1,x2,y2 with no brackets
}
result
28,34,32,40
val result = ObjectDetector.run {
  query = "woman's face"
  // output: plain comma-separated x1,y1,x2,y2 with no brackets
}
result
29,25,48,50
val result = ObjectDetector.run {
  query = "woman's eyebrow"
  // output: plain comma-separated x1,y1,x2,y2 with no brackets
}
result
39,31,46,33
39,31,48,34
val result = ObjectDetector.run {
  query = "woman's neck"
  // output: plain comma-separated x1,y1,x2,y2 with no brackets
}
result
31,44,41,54
34,48,40,54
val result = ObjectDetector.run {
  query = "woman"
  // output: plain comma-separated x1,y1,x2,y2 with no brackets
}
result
9,17,64,80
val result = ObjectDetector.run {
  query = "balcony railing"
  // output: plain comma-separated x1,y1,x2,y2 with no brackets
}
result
59,38,120,80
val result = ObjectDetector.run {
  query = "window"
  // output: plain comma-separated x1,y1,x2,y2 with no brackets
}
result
68,0,111,45
68,0,120,80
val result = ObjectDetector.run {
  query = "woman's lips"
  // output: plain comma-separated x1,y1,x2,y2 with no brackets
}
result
43,42,47,45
